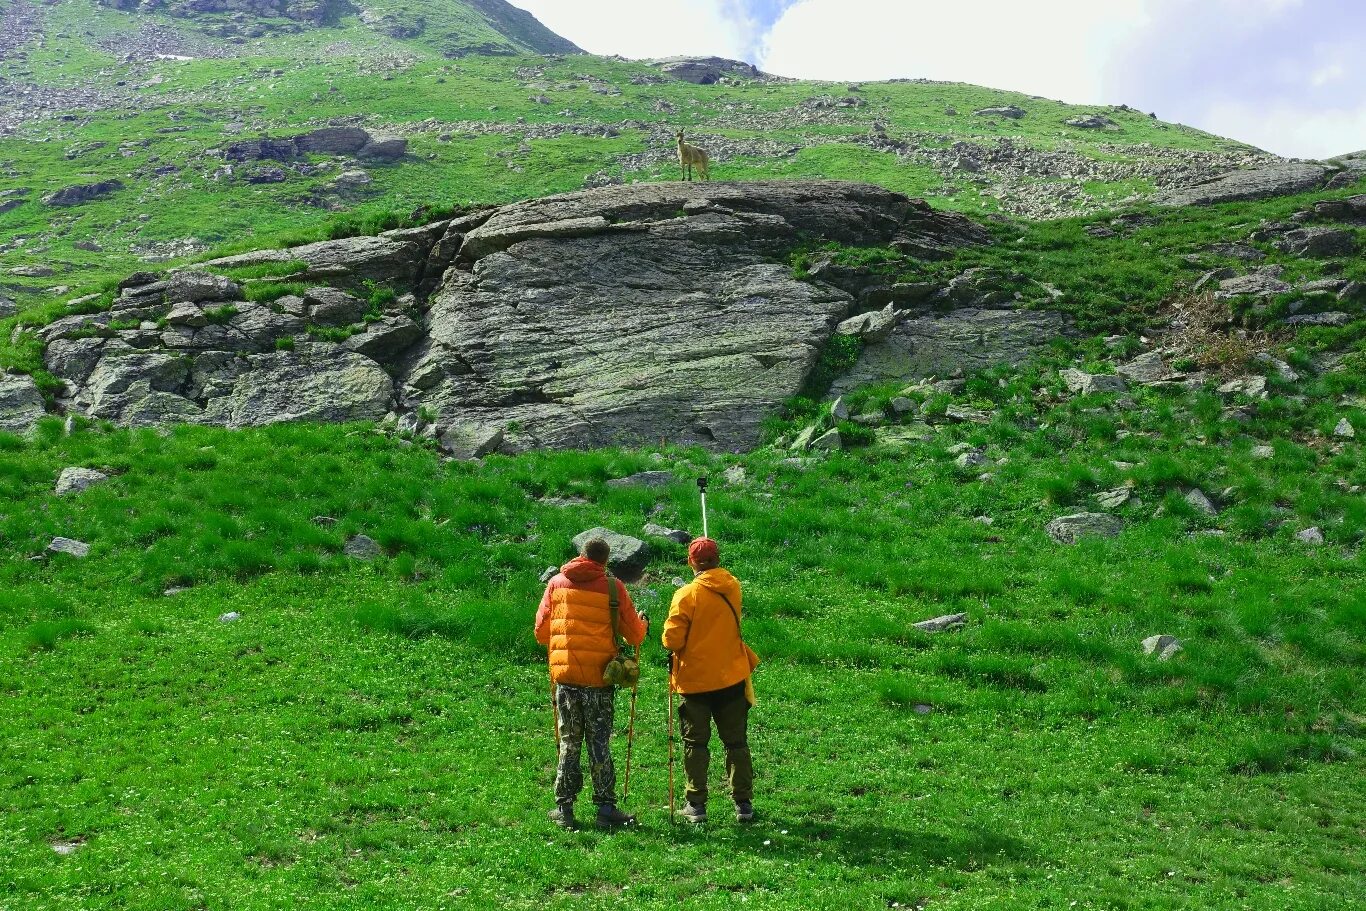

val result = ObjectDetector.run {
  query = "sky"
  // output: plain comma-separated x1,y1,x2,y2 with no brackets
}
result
506,0,1366,160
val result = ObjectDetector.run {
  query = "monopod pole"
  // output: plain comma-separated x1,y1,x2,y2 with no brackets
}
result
697,476,709,539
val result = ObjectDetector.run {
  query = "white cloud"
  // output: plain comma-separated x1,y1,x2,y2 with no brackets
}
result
507,0,755,60
1195,101,1366,160
758,0,1148,102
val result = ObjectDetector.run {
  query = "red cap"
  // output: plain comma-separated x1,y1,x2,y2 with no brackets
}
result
688,537,719,565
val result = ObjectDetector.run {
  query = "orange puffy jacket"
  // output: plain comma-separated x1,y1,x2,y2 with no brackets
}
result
535,557,646,687
663,568,759,695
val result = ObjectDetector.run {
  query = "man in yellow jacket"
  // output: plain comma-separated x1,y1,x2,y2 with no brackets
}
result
663,537,759,824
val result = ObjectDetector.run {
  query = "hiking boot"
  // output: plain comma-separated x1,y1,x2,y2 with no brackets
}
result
734,800,755,823
549,805,577,829
679,802,707,824
595,804,636,829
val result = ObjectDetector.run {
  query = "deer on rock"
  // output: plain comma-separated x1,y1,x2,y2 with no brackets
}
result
676,130,710,182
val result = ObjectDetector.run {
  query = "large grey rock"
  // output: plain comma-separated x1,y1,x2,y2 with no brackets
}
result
1060,368,1127,395
835,305,898,343
202,235,427,293
296,126,371,154
1154,161,1327,207
643,523,692,545
438,422,504,460
572,527,651,582
1046,512,1123,544
0,294,17,319
0,374,45,434
163,271,241,304
832,308,1070,396
202,346,393,428
647,55,761,84
974,105,1026,119
55,467,109,496
42,180,124,206
344,534,382,560
1116,351,1175,385
304,287,367,325
359,136,408,160
1217,270,1292,300
913,612,967,632
78,352,191,423
421,181,981,451
1272,226,1358,258
344,315,422,362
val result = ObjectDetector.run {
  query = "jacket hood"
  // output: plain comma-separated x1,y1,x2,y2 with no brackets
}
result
693,567,740,599
561,556,607,584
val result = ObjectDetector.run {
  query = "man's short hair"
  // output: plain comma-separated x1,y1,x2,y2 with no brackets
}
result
583,537,611,564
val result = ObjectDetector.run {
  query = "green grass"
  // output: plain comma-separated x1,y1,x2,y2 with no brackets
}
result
0,348,1361,908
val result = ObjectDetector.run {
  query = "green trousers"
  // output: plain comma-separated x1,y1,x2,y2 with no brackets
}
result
678,682,753,806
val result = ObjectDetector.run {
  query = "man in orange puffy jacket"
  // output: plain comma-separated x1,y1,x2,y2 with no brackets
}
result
663,537,759,824
535,537,647,829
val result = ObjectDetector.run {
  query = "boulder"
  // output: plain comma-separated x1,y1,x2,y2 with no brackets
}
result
438,422,505,460
974,105,1026,119
163,271,241,303
344,315,422,362
55,467,109,496
47,537,90,558
42,180,124,206
643,523,692,545
810,428,843,451
0,294,17,319
1116,351,1174,385
1295,526,1324,546
304,287,367,325
1334,418,1356,439
647,55,761,84
835,305,898,343
1272,226,1358,258
359,136,408,160
954,448,988,469
1046,512,1123,544
1141,634,1182,661
913,612,967,632
1065,114,1115,129
344,534,382,560
571,527,650,582
1183,488,1218,516
296,126,371,155
1154,162,1327,207
1060,368,1127,395
0,374,45,434
1283,312,1352,327
1217,270,1292,300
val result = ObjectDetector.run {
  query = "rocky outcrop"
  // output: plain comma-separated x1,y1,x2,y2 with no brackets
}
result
38,181,1044,450
42,180,124,207
647,56,762,84
225,126,407,163
1153,161,1327,207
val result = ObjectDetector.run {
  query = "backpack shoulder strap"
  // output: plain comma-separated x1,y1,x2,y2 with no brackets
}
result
715,590,742,634
606,569,621,641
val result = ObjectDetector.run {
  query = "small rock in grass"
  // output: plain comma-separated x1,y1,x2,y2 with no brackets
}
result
541,496,589,507
218,611,241,623
1184,488,1218,516
946,442,975,456
945,404,992,424
1334,419,1356,439
605,470,676,489
52,840,84,856
789,425,819,452
163,587,187,596
954,449,987,469
973,515,995,526
643,523,692,545
723,466,747,485
831,396,850,420
1295,526,1324,545
1046,513,1122,544
1061,368,1127,396
1142,634,1182,660
1251,445,1274,460
1096,487,1132,509
889,396,917,416
810,429,843,451
54,467,109,496
912,703,933,715
47,537,90,558
312,515,337,526
913,612,967,632
344,534,381,560
539,566,558,583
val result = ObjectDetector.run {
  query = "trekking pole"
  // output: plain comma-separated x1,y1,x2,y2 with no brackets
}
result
623,682,639,801
697,476,709,539
667,664,677,825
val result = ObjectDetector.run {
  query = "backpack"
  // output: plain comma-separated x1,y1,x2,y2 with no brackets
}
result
601,571,640,688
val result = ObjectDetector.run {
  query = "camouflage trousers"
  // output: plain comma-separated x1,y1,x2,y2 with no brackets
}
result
554,684,617,807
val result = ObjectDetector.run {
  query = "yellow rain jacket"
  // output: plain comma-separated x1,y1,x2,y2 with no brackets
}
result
663,567,759,696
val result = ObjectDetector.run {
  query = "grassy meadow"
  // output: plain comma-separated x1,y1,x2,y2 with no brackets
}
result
2,335,1363,908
